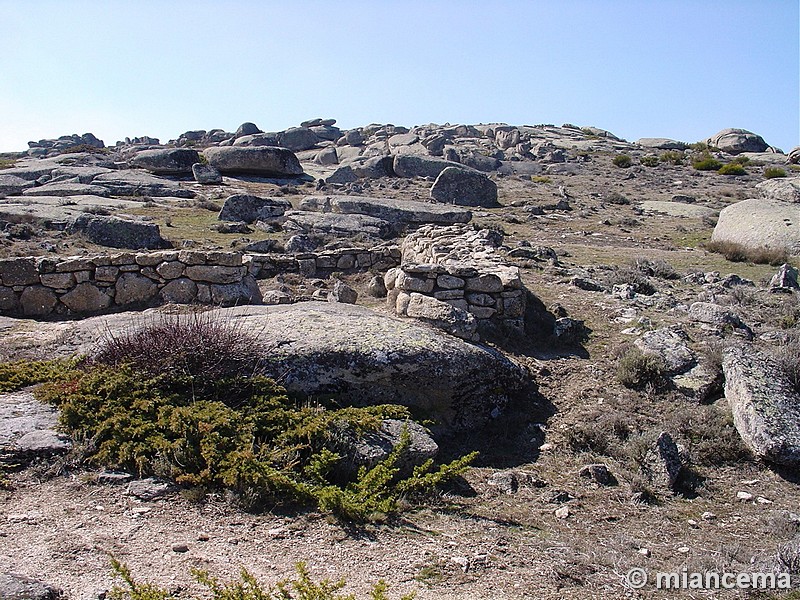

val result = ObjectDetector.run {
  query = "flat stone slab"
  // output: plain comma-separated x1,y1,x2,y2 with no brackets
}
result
0,196,151,227
639,201,717,218
299,195,472,226
723,344,800,466
283,210,391,238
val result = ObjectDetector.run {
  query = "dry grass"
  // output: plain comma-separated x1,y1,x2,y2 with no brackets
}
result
706,239,790,266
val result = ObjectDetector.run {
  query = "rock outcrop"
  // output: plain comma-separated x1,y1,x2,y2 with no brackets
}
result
723,345,800,466
711,199,800,255
706,128,770,154
129,148,201,175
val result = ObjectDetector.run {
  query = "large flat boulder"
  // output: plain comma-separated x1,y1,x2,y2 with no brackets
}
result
129,148,201,175
218,194,292,223
299,195,472,229
22,182,110,197
69,214,171,250
283,210,391,238
723,345,800,466
711,198,800,254
92,170,195,198
49,304,530,431
203,146,303,177
0,175,35,197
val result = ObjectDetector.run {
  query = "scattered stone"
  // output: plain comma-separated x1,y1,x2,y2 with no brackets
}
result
756,177,800,203
554,506,570,519
262,290,293,305
770,264,799,291
171,543,189,553
401,292,478,340
215,221,251,234
634,326,695,375
126,478,175,501
327,280,358,304
737,491,754,502
641,432,683,492
284,234,317,253
97,471,133,485
367,275,387,298
579,464,617,486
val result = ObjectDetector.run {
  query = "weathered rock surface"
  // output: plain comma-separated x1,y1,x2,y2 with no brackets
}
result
129,148,200,175
756,177,800,203
203,146,303,177
22,182,110,198
634,327,695,374
298,195,472,229
0,573,62,600
723,345,800,466
0,175,35,197
53,304,529,430
641,432,684,492
430,166,499,208
711,199,800,255
283,211,390,238
69,214,170,250
218,194,292,223
192,163,222,184
393,155,461,179
636,138,688,150
334,419,438,478
706,128,769,154
396,292,478,340
92,170,195,198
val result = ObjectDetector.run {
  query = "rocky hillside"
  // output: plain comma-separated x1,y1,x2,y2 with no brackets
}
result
2,119,800,599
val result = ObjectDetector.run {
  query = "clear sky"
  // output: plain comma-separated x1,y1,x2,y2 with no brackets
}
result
1,1,798,153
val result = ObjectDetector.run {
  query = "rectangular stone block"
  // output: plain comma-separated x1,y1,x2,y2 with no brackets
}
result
437,274,465,289
0,258,39,286
95,266,119,282
185,265,244,284
469,306,496,319
396,271,434,293
434,289,464,300
40,273,74,288
178,250,206,266
55,259,94,272
205,251,242,267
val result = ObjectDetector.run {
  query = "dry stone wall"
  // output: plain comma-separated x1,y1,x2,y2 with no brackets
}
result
386,224,527,338
0,246,401,318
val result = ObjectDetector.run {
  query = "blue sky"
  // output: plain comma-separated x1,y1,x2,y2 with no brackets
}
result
1,1,798,153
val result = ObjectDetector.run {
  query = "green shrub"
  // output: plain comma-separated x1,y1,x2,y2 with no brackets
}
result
692,153,722,171
639,155,659,167
110,558,416,600
0,359,78,393
605,191,630,205
616,348,668,389
0,158,15,169
612,154,632,168
765,167,788,179
718,162,747,176
530,175,551,184
659,151,684,165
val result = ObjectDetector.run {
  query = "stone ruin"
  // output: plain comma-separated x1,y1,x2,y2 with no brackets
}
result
385,224,527,341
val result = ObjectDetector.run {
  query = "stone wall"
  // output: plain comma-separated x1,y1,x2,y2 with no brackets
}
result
0,245,401,318
385,224,527,338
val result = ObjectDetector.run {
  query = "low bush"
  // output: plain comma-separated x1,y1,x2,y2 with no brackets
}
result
110,558,416,600
604,191,630,205
59,144,110,154
0,158,15,169
530,175,551,184
612,154,632,168
604,265,657,295
0,359,78,393
660,151,684,165
770,334,800,394
616,348,668,389
22,313,475,521
706,240,789,266
633,258,679,280
765,167,788,179
718,162,747,176
692,153,722,171
639,155,659,167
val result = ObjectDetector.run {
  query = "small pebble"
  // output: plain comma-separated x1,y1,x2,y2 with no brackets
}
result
677,546,690,554
554,506,570,519
197,532,209,541
171,543,189,553
737,491,753,501
638,548,651,557
701,511,716,520
687,519,699,528
756,496,773,504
